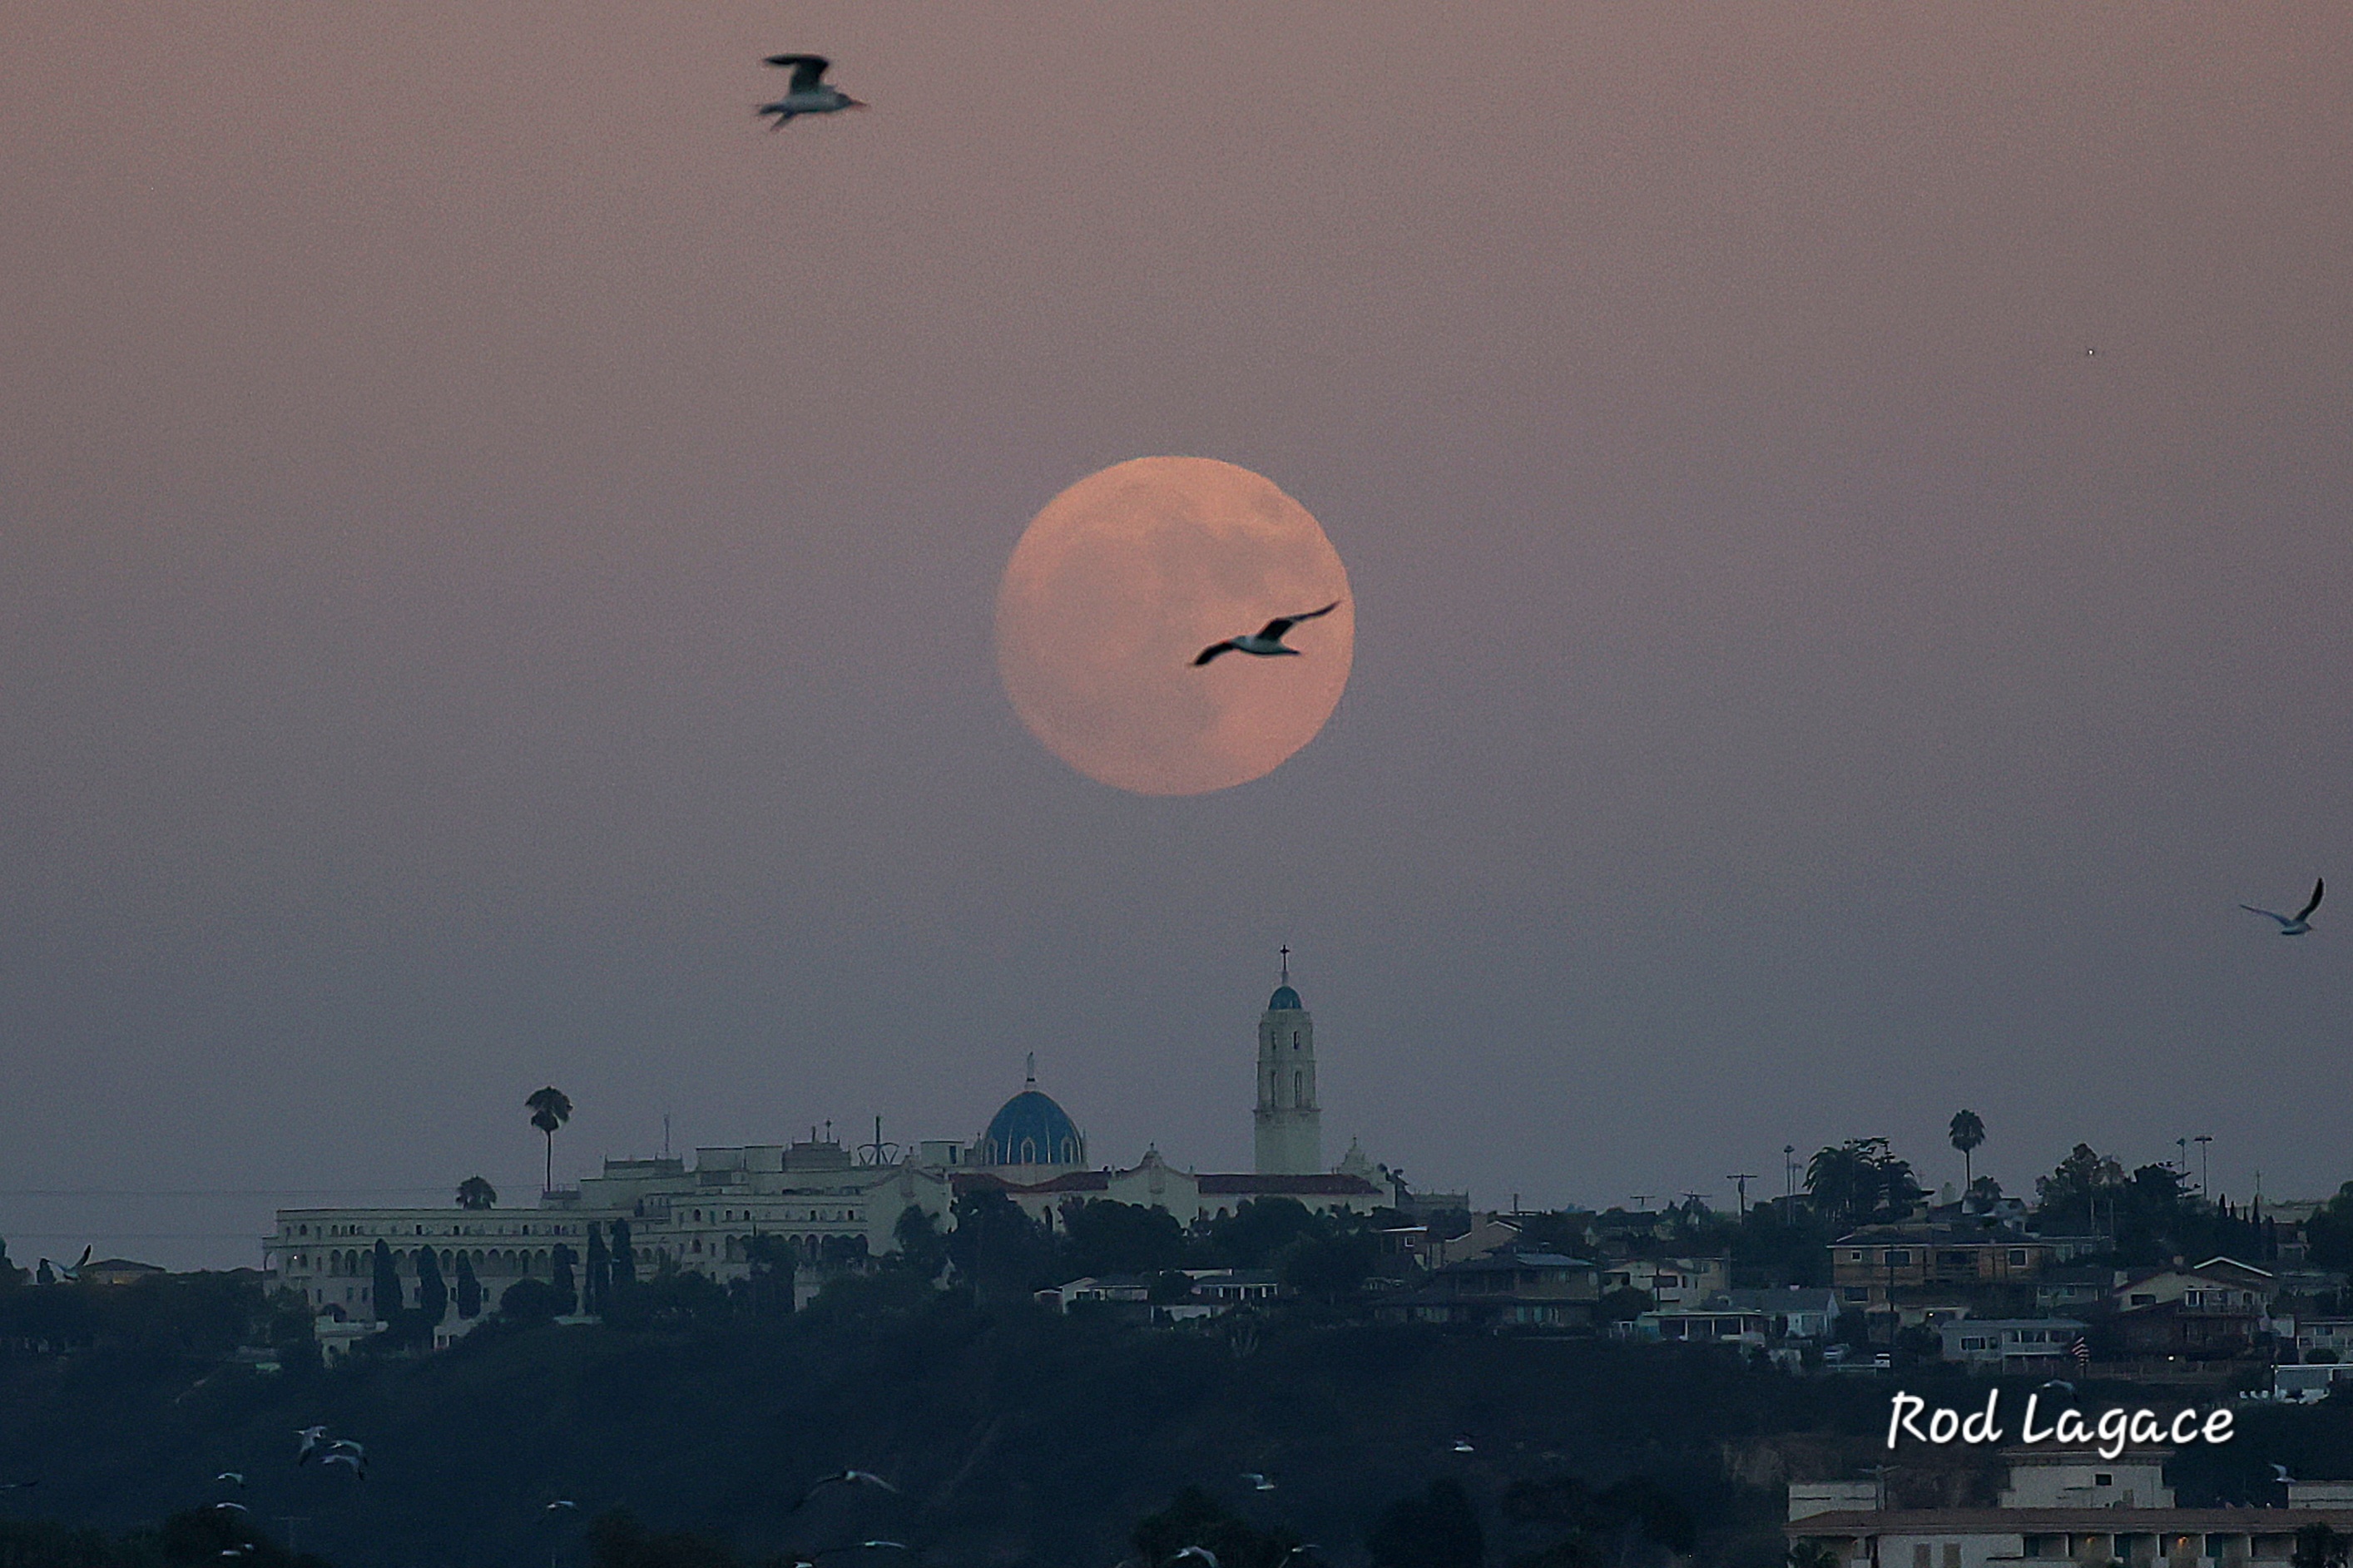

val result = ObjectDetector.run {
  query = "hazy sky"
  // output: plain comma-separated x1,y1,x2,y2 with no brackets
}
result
5,5,2351,1269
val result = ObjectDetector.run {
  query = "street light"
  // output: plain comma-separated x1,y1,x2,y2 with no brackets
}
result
2194,1135,2214,1199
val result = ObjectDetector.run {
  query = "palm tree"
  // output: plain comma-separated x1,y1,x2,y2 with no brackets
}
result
456,1175,498,1210
527,1086,572,1194
1949,1110,1987,1191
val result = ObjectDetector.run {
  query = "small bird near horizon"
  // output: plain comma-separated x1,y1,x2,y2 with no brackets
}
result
1450,1437,1475,1453
758,56,866,128
1241,1472,1275,1492
2242,878,2323,936
2273,1463,2296,1483
1191,602,1340,667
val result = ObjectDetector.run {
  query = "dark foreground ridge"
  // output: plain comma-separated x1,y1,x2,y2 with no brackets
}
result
6,1297,2353,1568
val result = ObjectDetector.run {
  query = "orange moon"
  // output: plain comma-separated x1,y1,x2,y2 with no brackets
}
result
996,458,1355,796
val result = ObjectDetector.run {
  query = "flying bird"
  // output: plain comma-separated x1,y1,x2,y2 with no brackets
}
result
211,1502,250,1514
0,1481,37,1491
547,1501,580,1512
1241,1473,1275,1492
1170,1550,1220,1568
2038,1379,2074,1394
324,1440,365,1461
216,1473,245,1488
294,1428,329,1465
757,55,866,128
790,1469,899,1511
1191,602,1341,666
2242,878,2324,936
322,1453,365,1480
1450,1437,1475,1454
2273,1463,2296,1482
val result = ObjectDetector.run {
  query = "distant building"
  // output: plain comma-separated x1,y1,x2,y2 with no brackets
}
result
1380,1250,1600,1330
267,960,1386,1338
1254,962,1321,1175
1603,1255,1731,1309
1934,1318,2088,1373
1791,1451,2353,1565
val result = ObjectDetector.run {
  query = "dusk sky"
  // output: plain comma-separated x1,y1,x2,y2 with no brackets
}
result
4,5,2351,1269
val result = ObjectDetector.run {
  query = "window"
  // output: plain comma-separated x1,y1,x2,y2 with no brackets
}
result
1942,1546,1959,1568
2009,1249,2029,1265
1913,1546,1930,1568
2094,1473,2113,1486
1844,1287,1870,1302
2131,1293,2156,1307
1889,1250,1911,1265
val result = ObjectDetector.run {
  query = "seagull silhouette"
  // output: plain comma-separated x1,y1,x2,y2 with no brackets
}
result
790,1470,899,1512
1241,1472,1275,1492
322,1452,365,1481
216,1472,246,1488
1191,603,1340,666
294,1427,329,1465
1170,1550,1220,1568
757,55,867,128
2272,1463,2296,1483
2242,878,2324,936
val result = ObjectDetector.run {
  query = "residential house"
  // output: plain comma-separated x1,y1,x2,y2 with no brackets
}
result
1380,1250,1599,1330
1934,1318,2088,1374
1603,1255,1730,1308
2110,1267,2266,1359
1637,1287,1843,1348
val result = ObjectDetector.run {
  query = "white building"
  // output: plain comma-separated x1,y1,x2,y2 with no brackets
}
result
1254,959,1320,1175
266,960,1389,1337
1790,1452,2353,1566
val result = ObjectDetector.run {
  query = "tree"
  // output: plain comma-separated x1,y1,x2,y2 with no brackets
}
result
1806,1139,1922,1229
551,1243,578,1315
454,1253,483,1319
1059,1199,1191,1278
1948,1110,1986,1190
1132,1486,1307,1568
527,1086,572,1194
2037,1143,2126,1229
947,1187,1053,1301
498,1276,562,1323
2307,1185,2353,1273
738,1234,795,1319
457,1175,498,1210
585,1224,611,1317
372,1239,402,1323
1367,1478,1484,1568
609,1217,637,1293
2294,1524,2351,1568
892,1204,949,1281
414,1245,448,1329
1206,1198,1327,1269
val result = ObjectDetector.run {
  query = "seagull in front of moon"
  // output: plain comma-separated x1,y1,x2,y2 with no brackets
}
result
1191,602,1341,667
758,55,866,128
2242,878,2323,936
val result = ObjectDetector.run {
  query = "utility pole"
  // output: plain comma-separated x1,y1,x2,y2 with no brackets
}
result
1726,1174,1757,1219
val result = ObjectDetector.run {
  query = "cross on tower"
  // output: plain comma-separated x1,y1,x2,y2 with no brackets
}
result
1279,944,1290,982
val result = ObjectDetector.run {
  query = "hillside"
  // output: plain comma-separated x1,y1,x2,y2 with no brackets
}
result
2,1300,2347,1568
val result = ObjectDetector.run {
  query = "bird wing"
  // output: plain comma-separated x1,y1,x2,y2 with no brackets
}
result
1191,641,1236,666
1254,602,1340,641
2298,878,2326,921
2241,905,2291,926
765,54,830,92
76,1245,92,1268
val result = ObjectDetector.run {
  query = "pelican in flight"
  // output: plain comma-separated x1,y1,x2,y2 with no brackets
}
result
758,56,866,128
1191,602,1340,667
2242,878,2324,936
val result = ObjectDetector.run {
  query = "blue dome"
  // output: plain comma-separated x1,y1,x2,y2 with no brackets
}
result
980,1089,1086,1169
1268,984,1303,1010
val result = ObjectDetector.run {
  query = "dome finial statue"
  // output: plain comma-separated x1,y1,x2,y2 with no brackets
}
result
1025,1050,1036,1087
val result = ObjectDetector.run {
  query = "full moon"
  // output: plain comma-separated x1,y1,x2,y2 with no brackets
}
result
996,458,1355,796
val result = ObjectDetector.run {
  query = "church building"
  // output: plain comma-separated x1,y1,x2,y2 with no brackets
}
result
264,959,1384,1338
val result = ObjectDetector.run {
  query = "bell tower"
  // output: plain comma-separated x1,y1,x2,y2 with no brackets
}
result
1254,947,1322,1175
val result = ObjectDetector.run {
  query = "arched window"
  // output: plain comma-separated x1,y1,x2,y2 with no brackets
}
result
1020,1137,1038,1164
1292,1031,1300,1049
1294,1070,1304,1103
